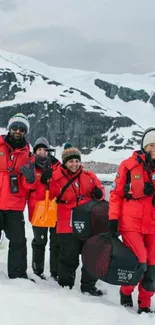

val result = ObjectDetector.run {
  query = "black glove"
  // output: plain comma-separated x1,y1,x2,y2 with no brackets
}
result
20,161,35,183
108,220,118,236
40,168,52,184
93,186,103,199
144,182,154,196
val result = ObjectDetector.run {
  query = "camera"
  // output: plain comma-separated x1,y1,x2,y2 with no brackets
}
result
10,174,19,194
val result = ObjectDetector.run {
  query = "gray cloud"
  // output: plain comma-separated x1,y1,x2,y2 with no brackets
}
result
0,0,18,12
0,0,155,73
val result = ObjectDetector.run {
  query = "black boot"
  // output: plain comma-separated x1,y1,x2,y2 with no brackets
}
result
58,272,75,289
81,285,103,296
120,291,133,307
138,307,154,314
58,277,74,289
58,269,75,289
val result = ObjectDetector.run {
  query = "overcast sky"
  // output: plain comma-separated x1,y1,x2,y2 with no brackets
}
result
0,0,155,74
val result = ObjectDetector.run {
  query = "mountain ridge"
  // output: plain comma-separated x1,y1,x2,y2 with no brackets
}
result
1,50,154,163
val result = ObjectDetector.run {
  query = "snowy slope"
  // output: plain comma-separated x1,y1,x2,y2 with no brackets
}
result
0,51,124,118
1,49,155,130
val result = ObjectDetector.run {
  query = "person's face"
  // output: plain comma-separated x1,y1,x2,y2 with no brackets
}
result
145,143,155,160
10,126,26,141
35,147,48,157
65,159,81,173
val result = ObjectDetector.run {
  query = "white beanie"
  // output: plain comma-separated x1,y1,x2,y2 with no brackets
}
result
141,127,155,150
7,113,30,135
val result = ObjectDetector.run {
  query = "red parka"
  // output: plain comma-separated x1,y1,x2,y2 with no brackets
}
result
0,135,35,210
28,160,60,221
109,151,155,234
36,165,105,233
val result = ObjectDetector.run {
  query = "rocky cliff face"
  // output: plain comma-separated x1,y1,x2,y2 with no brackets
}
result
94,78,154,105
0,57,143,156
1,100,143,153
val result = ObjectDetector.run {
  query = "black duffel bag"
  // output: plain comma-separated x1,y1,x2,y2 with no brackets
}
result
81,233,146,286
72,199,109,239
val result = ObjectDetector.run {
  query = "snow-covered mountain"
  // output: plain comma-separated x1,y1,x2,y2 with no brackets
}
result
0,50,155,164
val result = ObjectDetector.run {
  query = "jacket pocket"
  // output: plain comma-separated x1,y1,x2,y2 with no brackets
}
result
122,200,143,219
8,194,26,210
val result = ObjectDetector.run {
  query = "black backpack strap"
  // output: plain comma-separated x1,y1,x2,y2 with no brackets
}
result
124,154,144,200
126,169,131,184
56,171,81,203
124,169,132,200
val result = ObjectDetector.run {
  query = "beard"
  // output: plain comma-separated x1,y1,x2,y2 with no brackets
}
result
11,133,24,142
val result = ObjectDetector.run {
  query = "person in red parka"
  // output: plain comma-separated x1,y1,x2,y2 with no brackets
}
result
0,113,36,279
37,143,106,295
109,127,155,314
28,137,60,280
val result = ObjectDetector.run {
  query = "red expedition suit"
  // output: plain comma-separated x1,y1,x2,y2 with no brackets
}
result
51,166,105,233
37,165,105,234
27,160,60,221
109,151,155,308
36,164,105,291
0,135,35,279
27,157,60,278
0,136,34,210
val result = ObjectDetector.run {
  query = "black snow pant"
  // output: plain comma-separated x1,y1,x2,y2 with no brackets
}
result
1,210,27,278
32,226,60,276
58,233,97,290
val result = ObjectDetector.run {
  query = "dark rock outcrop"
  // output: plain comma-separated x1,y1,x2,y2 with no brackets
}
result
0,100,142,152
95,78,151,104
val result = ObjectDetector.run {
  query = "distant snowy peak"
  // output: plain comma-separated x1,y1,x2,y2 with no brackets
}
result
0,64,112,117
0,50,152,163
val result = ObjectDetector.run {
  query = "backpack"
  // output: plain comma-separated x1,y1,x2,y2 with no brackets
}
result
72,200,109,239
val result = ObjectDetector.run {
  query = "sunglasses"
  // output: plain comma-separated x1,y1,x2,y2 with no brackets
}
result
11,126,26,133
